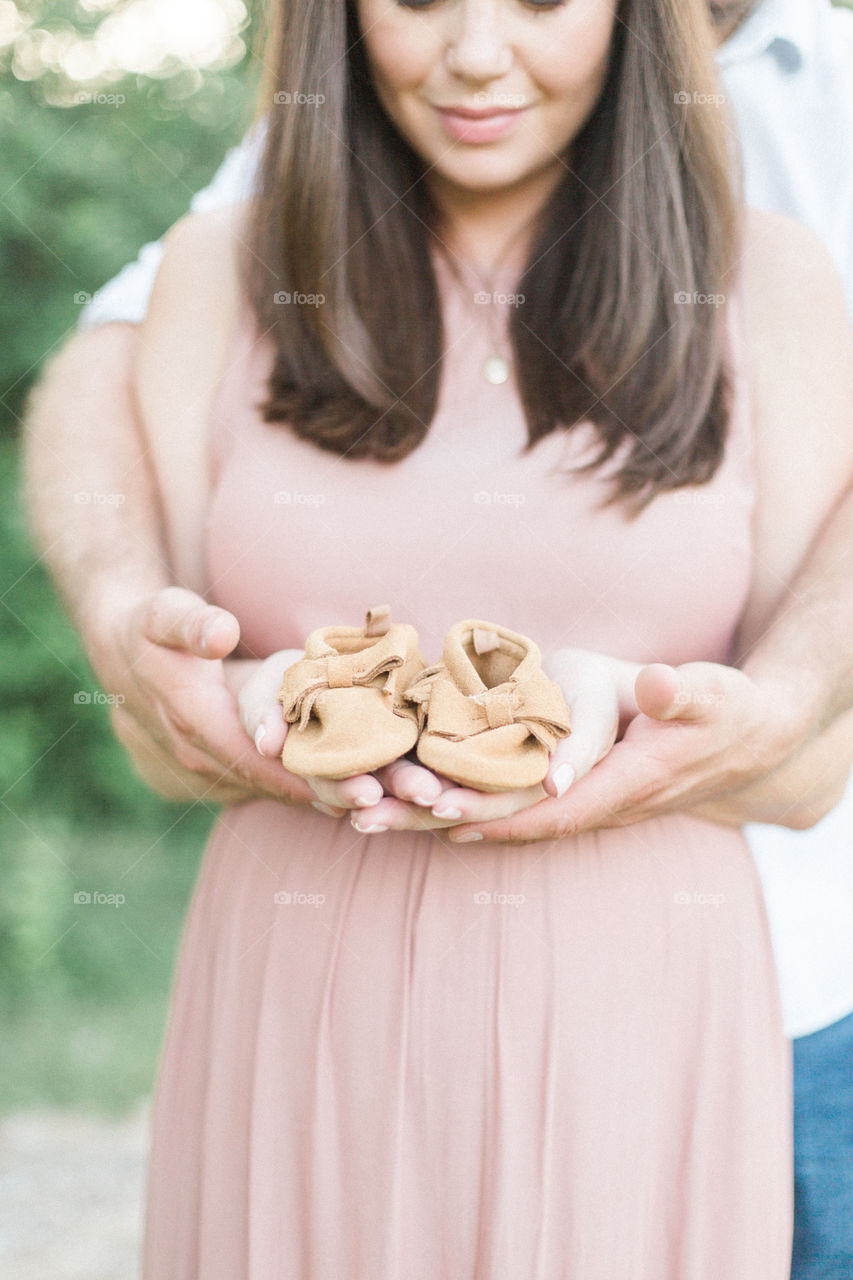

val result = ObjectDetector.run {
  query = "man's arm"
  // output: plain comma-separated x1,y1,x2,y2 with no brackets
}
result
22,322,311,805
25,324,166,643
739,475,853,738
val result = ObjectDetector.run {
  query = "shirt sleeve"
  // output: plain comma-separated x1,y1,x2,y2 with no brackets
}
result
78,122,265,331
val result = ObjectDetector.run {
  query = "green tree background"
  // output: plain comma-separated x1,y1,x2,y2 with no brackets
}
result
0,0,262,1111
1,0,852,1113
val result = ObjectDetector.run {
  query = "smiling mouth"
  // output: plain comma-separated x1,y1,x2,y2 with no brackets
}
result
437,104,527,118
434,103,529,144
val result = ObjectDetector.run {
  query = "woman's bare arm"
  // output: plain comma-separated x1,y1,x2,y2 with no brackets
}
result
133,205,245,593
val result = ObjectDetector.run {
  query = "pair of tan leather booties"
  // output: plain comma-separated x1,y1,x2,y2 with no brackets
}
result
277,606,571,793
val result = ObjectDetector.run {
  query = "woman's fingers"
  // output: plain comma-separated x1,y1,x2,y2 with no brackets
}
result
238,648,304,757
542,690,619,797
307,752,443,814
541,652,622,798
350,796,447,833
350,781,546,833
431,782,546,824
373,757,445,806
307,773,386,812
342,759,451,831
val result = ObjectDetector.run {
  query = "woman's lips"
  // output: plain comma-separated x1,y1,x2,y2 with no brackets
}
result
436,105,528,144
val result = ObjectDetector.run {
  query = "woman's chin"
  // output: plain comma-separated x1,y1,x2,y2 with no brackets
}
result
424,154,553,199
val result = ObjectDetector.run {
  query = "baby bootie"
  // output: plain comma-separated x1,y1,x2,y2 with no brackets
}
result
278,606,427,780
403,620,571,792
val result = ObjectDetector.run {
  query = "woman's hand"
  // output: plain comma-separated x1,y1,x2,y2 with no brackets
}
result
235,649,448,817
346,649,635,834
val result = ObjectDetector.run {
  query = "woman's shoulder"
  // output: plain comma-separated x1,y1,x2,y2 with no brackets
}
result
737,205,852,441
161,200,252,256
738,206,853,448
134,201,254,593
156,201,251,310
739,206,846,320
732,206,853,651
139,201,253,416
736,207,853,482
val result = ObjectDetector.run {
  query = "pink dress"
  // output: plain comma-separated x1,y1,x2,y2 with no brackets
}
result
142,253,793,1278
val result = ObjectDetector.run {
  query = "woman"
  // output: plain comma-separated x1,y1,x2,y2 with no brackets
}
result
133,0,853,1275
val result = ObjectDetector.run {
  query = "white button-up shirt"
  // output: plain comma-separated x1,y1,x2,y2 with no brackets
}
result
80,0,853,1038
718,0,853,311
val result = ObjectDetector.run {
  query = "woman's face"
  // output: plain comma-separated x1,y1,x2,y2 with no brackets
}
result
356,0,619,198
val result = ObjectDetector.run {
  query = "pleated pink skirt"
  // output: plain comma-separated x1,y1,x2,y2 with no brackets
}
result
142,799,792,1279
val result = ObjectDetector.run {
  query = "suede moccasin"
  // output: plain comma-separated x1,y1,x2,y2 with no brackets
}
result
403,620,571,792
278,606,427,780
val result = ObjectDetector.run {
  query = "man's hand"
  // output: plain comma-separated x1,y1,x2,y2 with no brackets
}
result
442,661,816,844
90,586,320,806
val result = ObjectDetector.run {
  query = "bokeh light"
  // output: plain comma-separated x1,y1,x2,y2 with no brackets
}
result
1,0,249,95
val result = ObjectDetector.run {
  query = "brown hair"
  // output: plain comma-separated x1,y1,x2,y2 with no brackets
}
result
246,0,740,513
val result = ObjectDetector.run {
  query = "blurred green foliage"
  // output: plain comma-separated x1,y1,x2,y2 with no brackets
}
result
0,0,261,1110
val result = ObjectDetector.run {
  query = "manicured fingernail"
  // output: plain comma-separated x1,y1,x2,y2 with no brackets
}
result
254,724,266,754
452,832,483,843
411,795,433,807
552,763,575,798
352,823,388,835
312,802,341,818
352,795,377,808
432,805,463,820
201,616,217,654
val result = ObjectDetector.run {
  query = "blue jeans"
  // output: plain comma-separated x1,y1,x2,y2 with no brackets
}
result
792,1009,853,1278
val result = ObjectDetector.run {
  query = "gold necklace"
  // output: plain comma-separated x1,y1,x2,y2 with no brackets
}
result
437,219,534,386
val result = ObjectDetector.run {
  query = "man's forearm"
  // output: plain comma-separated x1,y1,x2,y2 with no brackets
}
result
739,480,853,740
23,324,171,667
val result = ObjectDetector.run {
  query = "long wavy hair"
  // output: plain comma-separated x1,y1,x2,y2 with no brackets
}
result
246,0,740,513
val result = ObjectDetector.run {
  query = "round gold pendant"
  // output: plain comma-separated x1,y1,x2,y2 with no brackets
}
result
483,354,510,386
